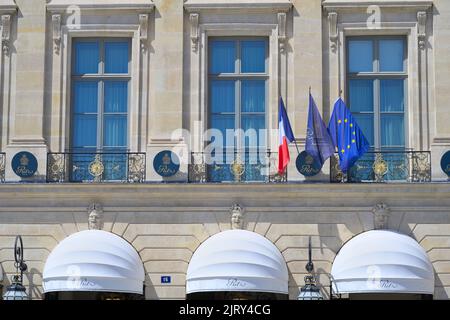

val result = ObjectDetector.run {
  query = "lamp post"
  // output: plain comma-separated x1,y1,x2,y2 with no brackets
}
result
298,237,323,300
3,236,28,300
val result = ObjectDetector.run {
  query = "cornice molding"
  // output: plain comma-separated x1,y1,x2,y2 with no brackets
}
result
323,1,433,12
0,0,17,15
46,0,154,13
184,0,292,13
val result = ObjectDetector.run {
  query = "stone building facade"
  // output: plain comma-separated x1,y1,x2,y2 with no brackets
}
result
0,0,449,300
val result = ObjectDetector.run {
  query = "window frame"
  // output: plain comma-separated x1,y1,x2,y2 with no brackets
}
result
207,36,269,153
70,37,132,152
346,36,408,151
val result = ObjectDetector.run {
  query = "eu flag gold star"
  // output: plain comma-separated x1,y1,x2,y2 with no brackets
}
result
344,119,348,123
341,149,345,154
350,123,353,127
352,139,356,143
353,131,356,135
347,145,351,149
338,119,342,124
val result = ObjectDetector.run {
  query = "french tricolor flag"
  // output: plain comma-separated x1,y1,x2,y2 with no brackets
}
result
278,97,295,174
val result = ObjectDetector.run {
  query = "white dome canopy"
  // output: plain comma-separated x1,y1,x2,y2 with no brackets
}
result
43,230,145,295
186,230,288,295
331,230,434,295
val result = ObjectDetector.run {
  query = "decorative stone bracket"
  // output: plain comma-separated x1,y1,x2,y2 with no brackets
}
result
230,203,245,230
278,12,287,53
373,203,390,230
1,14,11,55
52,14,61,54
417,11,427,49
190,13,199,52
328,12,338,51
139,13,149,53
88,203,104,230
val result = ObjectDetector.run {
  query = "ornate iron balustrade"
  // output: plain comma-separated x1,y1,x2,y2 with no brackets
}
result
0,152,5,183
47,152,146,183
188,150,286,183
330,151,431,183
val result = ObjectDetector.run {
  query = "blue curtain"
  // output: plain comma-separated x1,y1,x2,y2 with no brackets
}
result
73,81,98,148
104,81,128,147
73,81,98,113
73,115,97,148
348,40,373,72
104,115,127,147
74,41,99,74
210,80,235,113
349,79,374,112
209,40,235,74
105,81,128,113
104,41,129,74
380,40,404,72
241,80,265,112
241,40,266,73
381,115,404,147
380,79,404,112
242,115,266,148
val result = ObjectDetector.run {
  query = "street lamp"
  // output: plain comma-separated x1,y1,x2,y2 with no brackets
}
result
298,237,323,300
3,236,28,300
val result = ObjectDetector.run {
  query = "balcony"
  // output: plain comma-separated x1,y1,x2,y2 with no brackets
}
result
46,152,146,183
188,150,286,183
0,152,5,183
330,151,432,183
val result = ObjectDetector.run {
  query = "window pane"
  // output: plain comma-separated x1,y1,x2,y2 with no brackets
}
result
211,115,235,147
242,80,265,113
105,81,128,113
380,39,404,72
349,79,374,112
353,114,374,146
210,40,236,74
381,79,404,112
241,40,266,73
242,115,266,148
381,114,404,147
73,81,98,113
210,80,235,113
104,115,127,147
105,42,129,74
74,41,99,74
73,115,97,147
348,40,373,72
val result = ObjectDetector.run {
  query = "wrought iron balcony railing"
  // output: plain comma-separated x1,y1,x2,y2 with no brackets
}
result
188,150,286,183
47,152,146,183
0,152,5,183
330,150,431,183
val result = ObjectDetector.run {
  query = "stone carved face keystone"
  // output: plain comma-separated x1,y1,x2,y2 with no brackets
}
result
88,203,103,230
230,204,244,230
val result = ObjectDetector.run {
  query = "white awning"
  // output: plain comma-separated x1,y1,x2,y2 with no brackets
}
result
186,230,288,295
331,230,434,295
43,230,145,295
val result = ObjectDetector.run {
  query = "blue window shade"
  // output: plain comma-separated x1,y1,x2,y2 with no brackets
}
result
211,80,235,113
242,115,266,148
381,79,404,112
105,81,128,113
105,42,129,74
348,40,373,72
349,79,374,112
381,114,404,147
380,40,404,72
73,81,98,113
74,42,99,74
210,40,236,74
242,80,265,113
104,115,127,147
241,40,266,73
353,114,374,146
211,115,235,139
73,115,97,147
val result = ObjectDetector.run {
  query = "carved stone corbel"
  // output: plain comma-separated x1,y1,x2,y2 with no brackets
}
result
52,14,61,54
190,13,199,52
88,203,104,230
278,12,287,53
230,203,245,230
372,203,390,230
1,14,12,55
417,11,427,50
139,14,149,53
328,12,338,51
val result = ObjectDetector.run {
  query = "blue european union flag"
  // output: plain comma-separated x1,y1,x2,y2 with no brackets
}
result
328,98,370,173
305,94,335,167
